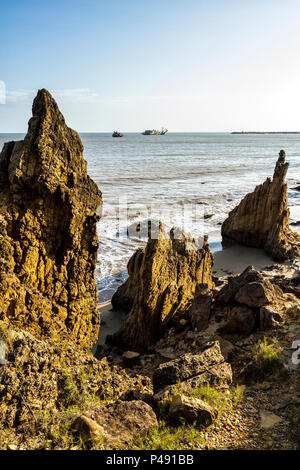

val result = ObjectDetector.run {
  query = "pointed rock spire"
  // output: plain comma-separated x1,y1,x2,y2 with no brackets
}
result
221,150,300,261
0,89,102,347
110,224,214,351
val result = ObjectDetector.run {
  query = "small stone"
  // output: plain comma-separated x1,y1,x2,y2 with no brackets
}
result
122,351,140,365
72,415,105,444
7,444,18,451
259,410,284,429
259,381,272,391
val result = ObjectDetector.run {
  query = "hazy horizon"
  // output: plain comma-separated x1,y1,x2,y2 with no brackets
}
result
1,0,300,133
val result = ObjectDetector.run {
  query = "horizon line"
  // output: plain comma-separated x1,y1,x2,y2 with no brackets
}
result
1,130,300,135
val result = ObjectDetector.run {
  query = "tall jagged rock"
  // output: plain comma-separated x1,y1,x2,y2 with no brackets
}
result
0,89,102,348
222,150,300,261
111,224,214,351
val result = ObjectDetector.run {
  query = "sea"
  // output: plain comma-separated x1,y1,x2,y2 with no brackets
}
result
1,132,299,304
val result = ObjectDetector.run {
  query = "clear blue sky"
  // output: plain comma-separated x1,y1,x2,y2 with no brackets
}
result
1,0,300,132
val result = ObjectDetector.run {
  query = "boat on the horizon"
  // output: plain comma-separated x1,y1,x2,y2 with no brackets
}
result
142,128,168,135
112,131,124,137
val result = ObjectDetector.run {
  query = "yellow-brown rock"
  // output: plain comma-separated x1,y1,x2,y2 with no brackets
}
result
111,224,214,351
0,89,102,348
222,150,300,261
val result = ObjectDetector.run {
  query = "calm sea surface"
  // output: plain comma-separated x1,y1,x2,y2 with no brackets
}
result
1,132,299,303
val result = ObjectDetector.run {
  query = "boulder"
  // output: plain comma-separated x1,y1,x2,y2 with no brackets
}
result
169,394,217,426
152,341,232,393
220,305,256,335
112,248,144,312
222,150,300,261
0,90,102,347
234,282,274,307
216,266,293,335
0,326,152,428
72,415,105,444
189,288,212,331
83,400,158,447
259,306,281,330
217,266,277,306
111,225,214,351
259,410,284,430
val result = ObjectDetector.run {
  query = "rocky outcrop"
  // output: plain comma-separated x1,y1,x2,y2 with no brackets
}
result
111,225,215,351
222,150,300,261
216,265,295,335
0,324,152,429
0,89,102,347
152,341,232,394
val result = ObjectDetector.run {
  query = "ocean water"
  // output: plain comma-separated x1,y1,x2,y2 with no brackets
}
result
1,132,299,303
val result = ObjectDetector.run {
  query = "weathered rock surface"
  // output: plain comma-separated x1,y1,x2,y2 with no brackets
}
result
222,150,300,261
152,341,232,394
217,265,279,306
111,248,143,312
189,288,212,332
81,400,158,447
0,89,102,347
111,225,214,351
0,324,152,429
217,266,297,335
221,304,256,336
169,394,217,426
72,415,105,443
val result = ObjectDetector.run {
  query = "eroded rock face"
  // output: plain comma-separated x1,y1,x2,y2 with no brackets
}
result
111,225,215,351
0,325,152,429
189,288,213,332
152,341,232,394
111,248,143,313
80,400,158,448
169,394,217,426
222,150,300,261
217,266,279,306
216,265,296,335
0,89,102,347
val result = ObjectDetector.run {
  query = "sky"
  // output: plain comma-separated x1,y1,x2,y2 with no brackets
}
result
1,0,300,132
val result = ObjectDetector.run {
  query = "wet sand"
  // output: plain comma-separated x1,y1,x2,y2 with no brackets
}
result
213,244,275,276
95,301,126,346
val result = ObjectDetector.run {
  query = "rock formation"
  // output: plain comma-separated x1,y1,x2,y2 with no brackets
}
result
73,400,158,448
222,150,300,261
216,265,294,335
0,324,152,430
0,89,102,348
152,341,232,395
111,224,215,351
